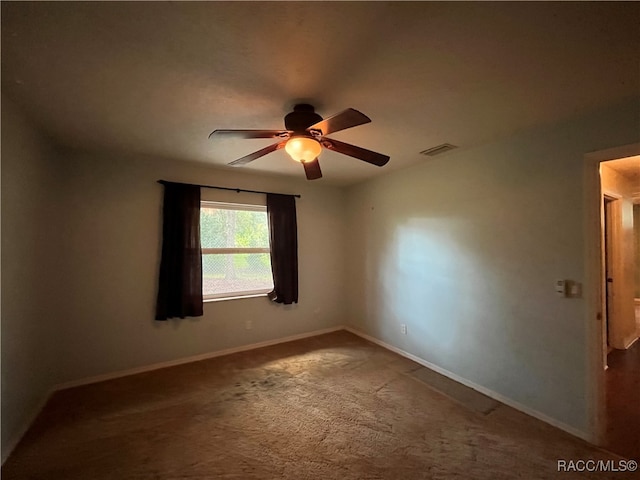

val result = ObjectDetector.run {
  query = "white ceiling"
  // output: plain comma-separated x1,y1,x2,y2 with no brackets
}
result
2,2,639,186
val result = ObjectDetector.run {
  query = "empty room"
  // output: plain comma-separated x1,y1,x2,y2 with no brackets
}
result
2,2,639,479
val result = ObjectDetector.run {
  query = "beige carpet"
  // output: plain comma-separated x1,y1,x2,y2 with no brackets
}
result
2,331,631,479
408,366,500,415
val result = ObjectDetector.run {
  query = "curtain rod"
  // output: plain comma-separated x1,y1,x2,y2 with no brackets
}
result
157,180,301,198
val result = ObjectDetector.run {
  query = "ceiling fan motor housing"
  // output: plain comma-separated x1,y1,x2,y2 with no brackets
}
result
284,104,323,133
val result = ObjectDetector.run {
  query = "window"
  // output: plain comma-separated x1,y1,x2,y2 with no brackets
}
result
200,201,273,300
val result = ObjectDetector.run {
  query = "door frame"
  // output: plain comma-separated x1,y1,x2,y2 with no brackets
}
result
584,142,640,445
602,193,624,355
602,195,615,357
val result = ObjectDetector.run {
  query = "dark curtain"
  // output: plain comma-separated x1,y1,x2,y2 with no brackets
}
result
267,193,298,304
155,182,203,320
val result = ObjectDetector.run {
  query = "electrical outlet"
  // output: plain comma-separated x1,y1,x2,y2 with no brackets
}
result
401,324,407,335
245,320,253,330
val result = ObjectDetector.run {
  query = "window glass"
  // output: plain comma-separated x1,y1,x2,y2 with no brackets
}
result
200,202,273,300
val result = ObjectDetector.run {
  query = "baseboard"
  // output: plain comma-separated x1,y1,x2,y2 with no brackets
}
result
1,388,55,465
3,325,345,465
344,326,593,443
56,325,346,391
624,334,638,350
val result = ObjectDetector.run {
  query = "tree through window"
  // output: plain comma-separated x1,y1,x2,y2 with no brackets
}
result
200,201,273,300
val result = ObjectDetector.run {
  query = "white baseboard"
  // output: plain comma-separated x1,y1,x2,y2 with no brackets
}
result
2,325,345,465
55,325,345,390
343,326,593,443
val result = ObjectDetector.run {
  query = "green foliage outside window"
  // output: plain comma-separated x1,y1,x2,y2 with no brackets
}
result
200,206,272,281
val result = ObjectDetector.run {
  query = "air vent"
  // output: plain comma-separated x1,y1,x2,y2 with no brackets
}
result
420,143,458,156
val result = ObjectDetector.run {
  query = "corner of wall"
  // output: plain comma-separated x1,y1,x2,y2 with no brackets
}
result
1,96,62,462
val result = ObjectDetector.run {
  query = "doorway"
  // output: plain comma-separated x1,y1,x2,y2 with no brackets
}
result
584,143,640,457
597,154,640,459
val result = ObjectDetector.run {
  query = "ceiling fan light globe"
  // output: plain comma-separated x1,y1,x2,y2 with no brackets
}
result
285,137,322,163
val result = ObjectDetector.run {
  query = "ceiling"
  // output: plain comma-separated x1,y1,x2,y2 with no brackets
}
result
604,155,640,181
2,2,639,186
603,155,640,201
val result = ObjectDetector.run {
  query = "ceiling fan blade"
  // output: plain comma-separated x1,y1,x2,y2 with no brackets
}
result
228,141,286,166
302,158,322,180
307,108,371,136
324,138,390,167
209,129,291,140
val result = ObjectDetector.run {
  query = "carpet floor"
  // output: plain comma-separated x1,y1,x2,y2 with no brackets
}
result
2,330,634,479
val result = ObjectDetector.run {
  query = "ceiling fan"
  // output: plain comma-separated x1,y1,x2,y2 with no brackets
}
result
209,104,390,180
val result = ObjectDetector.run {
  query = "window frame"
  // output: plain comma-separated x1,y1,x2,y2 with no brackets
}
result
200,200,273,302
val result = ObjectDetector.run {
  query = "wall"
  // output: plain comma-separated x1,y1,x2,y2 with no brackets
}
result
50,149,347,384
345,100,640,436
1,97,62,459
601,163,638,348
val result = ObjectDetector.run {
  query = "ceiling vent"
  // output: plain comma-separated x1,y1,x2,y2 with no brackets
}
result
420,143,457,156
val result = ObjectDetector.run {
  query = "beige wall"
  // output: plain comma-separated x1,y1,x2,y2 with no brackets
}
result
1,97,62,458
344,100,640,436
601,164,638,348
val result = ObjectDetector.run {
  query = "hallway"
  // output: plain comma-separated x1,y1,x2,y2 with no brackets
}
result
604,339,640,460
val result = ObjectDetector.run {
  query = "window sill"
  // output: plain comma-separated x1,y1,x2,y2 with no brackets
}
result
204,293,269,303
